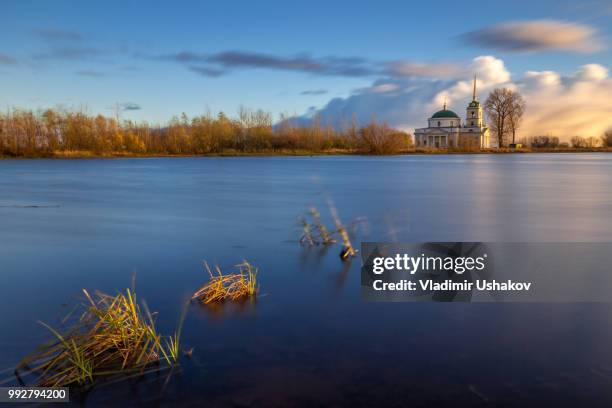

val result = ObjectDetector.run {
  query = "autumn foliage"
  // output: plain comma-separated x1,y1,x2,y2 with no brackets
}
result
0,107,412,157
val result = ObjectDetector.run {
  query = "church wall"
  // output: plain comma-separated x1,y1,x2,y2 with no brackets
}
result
415,129,491,149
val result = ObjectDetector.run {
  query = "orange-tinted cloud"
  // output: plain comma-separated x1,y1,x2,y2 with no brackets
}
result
461,20,604,53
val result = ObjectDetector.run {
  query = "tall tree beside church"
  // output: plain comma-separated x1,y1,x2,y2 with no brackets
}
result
484,88,524,147
507,93,526,145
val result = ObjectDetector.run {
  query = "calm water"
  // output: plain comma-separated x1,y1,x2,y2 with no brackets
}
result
1,154,612,407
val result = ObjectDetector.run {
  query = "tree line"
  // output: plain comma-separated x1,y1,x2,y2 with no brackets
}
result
0,107,412,157
2,102,609,157
527,134,611,149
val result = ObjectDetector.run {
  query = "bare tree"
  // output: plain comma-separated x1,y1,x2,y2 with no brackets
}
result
571,136,587,148
586,136,600,148
602,129,612,147
484,88,525,147
507,93,526,144
531,135,559,148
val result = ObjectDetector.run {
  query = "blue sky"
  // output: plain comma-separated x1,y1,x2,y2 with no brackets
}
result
1,0,611,128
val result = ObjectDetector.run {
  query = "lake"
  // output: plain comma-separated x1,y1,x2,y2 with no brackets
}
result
1,154,612,407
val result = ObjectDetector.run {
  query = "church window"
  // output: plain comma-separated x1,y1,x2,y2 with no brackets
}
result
472,112,475,117
471,121,474,126
437,121,441,126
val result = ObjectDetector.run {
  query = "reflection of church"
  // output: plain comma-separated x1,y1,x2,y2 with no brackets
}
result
414,77,494,149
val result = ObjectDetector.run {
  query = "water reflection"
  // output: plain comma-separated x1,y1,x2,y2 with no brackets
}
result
192,297,258,321
332,258,353,292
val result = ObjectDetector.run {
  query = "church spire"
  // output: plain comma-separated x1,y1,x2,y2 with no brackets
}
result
443,98,447,110
472,74,477,101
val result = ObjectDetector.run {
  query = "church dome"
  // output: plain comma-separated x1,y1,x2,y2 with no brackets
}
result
431,109,459,119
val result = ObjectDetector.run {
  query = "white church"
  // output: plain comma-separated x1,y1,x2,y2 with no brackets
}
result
414,77,495,149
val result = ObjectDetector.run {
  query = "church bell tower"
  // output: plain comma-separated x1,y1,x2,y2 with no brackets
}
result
465,75,483,128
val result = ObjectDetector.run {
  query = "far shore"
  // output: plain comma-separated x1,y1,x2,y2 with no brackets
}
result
2,147,612,160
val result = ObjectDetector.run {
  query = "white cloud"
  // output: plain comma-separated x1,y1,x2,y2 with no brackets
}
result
302,57,612,140
303,56,511,131
471,56,511,83
575,63,608,81
519,64,612,137
429,56,512,114
523,71,561,88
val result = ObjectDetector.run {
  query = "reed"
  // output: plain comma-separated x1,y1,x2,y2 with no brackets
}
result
298,217,315,246
192,261,259,304
309,207,336,245
327,199,357,260
16,288,181,387
299,206,337,246
299,202,358,260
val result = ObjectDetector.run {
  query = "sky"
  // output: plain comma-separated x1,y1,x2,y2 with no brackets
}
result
1,0,611,138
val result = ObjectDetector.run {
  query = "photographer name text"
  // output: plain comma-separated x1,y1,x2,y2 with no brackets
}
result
370,254,532,292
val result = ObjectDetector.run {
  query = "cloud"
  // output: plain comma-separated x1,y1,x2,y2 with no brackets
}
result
301,89,328,95
157,50,376,78
575,63,608,81
461,20,604,53
295,56,612,140
153,50,475,81
188,66,225,77
210,52,373,76
0,53,17,65
33,28,82,42
519,64,612,137
162,51,206,63
386,61,464,78
301,56,512,130
75,69,105,77
366,83,400,93
120,102,141,111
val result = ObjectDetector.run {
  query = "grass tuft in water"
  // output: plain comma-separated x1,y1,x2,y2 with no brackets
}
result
192,260,259,304
299,201,359,260
16,288,182,387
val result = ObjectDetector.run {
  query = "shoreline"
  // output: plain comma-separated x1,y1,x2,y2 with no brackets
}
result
1,148,611,159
